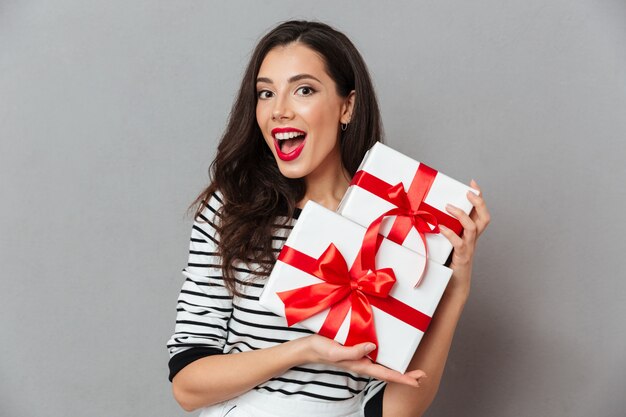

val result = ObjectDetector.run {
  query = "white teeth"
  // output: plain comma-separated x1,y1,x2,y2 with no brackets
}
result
275,132,305,140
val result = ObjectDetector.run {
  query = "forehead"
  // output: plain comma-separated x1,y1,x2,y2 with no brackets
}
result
257,43,329,79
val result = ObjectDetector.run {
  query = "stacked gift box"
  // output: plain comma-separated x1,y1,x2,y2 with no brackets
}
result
260,142,478,373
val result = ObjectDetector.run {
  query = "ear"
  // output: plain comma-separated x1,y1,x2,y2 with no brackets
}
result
340,90,356,124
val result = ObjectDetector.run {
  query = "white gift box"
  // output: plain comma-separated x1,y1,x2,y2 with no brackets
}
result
259,201,452,373
337,142,478,265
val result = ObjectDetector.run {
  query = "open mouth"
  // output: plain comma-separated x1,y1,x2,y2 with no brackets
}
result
276,131,306,153
272,129,307,161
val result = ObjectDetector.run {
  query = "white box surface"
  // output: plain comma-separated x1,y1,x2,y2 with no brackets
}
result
259,201,452,373
337,142,478,265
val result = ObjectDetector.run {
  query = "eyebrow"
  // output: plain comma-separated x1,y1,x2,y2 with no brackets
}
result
256,73,322,84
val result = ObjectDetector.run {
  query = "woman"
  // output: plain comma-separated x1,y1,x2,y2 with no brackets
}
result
167,20,490,417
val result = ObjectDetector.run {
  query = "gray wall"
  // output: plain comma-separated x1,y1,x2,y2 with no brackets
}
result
1,1,625,416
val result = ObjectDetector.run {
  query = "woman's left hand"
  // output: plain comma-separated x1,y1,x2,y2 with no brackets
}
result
438,179,490,297
302,335,427,387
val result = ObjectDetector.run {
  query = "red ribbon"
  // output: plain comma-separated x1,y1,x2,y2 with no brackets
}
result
351,164,463,262
277,243,432,361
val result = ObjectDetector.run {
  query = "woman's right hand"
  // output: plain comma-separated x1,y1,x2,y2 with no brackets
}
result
300,334,427,387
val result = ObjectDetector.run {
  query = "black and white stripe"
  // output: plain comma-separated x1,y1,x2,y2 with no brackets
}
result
167,192,383,402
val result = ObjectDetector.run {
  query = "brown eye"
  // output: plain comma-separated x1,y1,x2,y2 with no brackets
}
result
296,86,315,96
257,90,273,99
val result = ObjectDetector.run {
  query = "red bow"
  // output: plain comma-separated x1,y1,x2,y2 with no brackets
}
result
277,243,396,360
361,183,438,285
351,164,463,284
385,181,440,252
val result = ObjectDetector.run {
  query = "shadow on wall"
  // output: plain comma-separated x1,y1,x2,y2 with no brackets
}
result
427,284,514,416
425,262,597,417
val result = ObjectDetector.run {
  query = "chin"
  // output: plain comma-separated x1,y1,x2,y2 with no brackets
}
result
276,165,309,179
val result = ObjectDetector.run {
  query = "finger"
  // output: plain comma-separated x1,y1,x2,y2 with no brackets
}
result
468,179,490,229
470,179,482,194
328,342,376,362
440,225,473,264
467,191,490,235
406,369,427,381
375,367,426,387
439,224,463,248
344,359,422,387
445,204,477,242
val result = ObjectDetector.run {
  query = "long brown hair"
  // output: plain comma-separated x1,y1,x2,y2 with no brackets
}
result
193,20,383,295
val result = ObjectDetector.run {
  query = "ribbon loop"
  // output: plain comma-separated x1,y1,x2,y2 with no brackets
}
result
276,244,433,362
350,164,464,285
356,268,396,299
314,244,351,284
277,243,397,360
386,182,412,209
351,168,464,238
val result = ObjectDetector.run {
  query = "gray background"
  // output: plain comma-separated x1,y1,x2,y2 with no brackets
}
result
1,1,625,416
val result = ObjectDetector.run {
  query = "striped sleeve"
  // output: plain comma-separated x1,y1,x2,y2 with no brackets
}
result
166,192,232,380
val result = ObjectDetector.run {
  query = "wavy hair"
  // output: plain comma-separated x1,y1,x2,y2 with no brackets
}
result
192,20,383,295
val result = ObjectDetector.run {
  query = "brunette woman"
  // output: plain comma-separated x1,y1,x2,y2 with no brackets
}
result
167,20,490,417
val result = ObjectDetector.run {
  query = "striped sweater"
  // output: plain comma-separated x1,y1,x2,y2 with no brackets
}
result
167,192,385,406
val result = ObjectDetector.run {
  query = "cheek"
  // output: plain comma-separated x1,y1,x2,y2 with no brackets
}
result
317,109,341,141
302,104,337,136
299,102,321,122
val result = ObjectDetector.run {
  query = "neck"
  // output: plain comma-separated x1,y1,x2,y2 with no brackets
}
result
298,146,351,211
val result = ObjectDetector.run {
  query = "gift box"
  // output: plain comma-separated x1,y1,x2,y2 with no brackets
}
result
337,142,478,266
259,201,452,373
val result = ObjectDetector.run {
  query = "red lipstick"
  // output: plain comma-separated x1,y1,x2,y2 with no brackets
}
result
271,127,306,161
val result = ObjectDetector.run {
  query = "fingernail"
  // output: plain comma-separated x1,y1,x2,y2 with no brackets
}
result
365,343,376,352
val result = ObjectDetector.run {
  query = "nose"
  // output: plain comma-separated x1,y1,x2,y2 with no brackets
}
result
271,96,294,121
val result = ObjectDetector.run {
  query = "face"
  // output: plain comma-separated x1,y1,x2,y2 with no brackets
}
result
256,43,354,179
